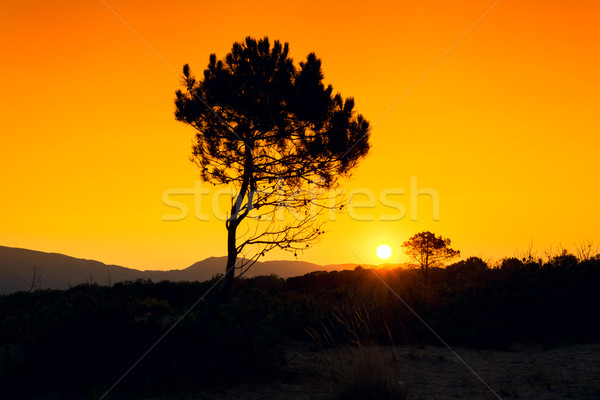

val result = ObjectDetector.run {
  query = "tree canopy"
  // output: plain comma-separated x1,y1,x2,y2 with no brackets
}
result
402,231,460,282
174,37,371,293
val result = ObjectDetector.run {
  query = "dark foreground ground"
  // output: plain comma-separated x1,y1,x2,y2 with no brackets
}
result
140,342,600,400
3,257,599,399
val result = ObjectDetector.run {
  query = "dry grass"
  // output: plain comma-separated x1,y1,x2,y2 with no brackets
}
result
319,346,407,400
173,343,600,400
302,307,407,400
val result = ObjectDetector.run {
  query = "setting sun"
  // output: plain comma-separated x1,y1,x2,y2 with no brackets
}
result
375,243,393,261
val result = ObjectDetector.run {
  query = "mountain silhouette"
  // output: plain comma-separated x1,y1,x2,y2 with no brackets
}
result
0,245,362,294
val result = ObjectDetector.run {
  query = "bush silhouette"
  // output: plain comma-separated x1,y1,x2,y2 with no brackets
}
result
1,255,599,397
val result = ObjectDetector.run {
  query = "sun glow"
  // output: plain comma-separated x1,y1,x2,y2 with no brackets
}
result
375,243,393,261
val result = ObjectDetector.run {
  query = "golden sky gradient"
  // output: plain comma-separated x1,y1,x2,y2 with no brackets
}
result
1,0,599,269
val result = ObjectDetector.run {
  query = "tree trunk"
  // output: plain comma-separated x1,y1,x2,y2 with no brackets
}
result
424,251,429,283
218,142,253,299
223,222,238,295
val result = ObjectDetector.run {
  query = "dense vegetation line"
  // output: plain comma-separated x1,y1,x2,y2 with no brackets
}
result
1,254,599,397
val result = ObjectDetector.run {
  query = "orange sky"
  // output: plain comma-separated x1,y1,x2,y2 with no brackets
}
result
1,0,599,269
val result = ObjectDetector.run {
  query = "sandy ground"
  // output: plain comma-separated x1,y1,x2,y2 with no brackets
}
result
176,342,600,400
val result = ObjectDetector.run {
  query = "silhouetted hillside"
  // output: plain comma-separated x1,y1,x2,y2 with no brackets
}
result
0,246,150,293
178,257,328,280
0,246,350,293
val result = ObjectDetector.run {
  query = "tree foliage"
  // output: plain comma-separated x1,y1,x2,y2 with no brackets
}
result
174,37,371,293
402,231,460,282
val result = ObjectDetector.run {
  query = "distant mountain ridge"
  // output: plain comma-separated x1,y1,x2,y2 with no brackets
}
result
0,245,382,294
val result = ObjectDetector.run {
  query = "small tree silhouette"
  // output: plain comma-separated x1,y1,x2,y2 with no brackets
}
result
402,231,460,283
175,37,371,295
